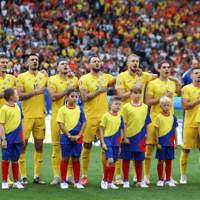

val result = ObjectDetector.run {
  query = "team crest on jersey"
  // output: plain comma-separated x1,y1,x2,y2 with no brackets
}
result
146,86,149,91
69,80,73,85
182,91,184,96
80,81,82,86
39,76,43,82
117,81,121,86
16,79,19,84
169,83,173,88
100,77,105,82
48,81,51,87
7,78,11,83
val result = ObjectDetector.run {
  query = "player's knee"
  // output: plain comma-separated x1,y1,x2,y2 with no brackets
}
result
21,140,28,152
83,143,92,150
53,145,61,155
182,149,190,154
158,160,164,164
34,139,43,152
62,156,70,162
72,156,79,162
107,158,114,167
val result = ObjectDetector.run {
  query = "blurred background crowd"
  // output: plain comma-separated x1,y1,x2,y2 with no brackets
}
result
0,0,200,82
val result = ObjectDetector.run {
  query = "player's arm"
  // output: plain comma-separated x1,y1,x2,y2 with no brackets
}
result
168,76,182,91
58,122,76,142
174,128,178,149
144,124,150,146
117,89,131,102
17,86,45,101
155,127,161,150
122,124,130,144
182,98,200,110
0,123,7,149
48,89,67,101
100,126,107,151
74,122,86,140
79,82,107,102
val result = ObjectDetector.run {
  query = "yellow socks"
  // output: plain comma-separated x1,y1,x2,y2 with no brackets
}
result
81,147,91,175
51,145,61,177
19,153,26,177
180,151,189,175
67,157,73,177
115,158,122,176
144,145,154,176
34,152,43,176
101,149,107,173
132,160,137,176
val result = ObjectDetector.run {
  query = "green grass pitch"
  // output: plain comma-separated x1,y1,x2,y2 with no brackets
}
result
0,144,199,200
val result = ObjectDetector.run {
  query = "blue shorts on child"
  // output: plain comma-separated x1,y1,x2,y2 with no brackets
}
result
2,143,22,161
61,141,82,157
155,146,175,160
105,146,119,162
120,150,145,161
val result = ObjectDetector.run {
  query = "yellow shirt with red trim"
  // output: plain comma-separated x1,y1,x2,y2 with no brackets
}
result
122,102,151,152
16,71,47,118
116,71,153,107
100,112,124,147
146,79,177,117
0,74,16,109
47,74,79,121
154,113,178,146
182,83,200,128
56,105,86,144
79,73,114,119
0,103,23,143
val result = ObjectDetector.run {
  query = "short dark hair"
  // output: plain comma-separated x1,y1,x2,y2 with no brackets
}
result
0,54,9,59
191,67,200,74
4,87,15,101
89,55,99,64
66,89,78,96
26,54,38,60
157,61,170,69
109,96,121,105
130,85,142,94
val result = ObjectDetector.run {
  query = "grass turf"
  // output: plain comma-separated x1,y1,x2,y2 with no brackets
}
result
174,110,183,120
0,144,199,200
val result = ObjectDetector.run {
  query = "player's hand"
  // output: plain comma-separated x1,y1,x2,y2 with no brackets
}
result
124,138,130,145
35,86,45,95
40,70,48,77
118,147,121,155
74,135,81,140
137,68,143,77
1,140,7,149
176,79,182,91
70,136,77,142
135,82,143,88
174,144,178,149
101,143,107,151
67,83,75,90
144,138,149,146
164,89,173,99
156,144,162,150
68,71,75,78
99,82,107,93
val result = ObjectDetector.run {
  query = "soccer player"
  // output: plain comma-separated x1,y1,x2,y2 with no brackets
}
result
100,96,129,189
16,54,47,185
115,54,181,184
79,56,115,185
48,58,79,185
180,67,200,184
57,89,86,189
121,85,151,188
155,97,178,187
0,88,25,189
0,54,17,185
145,61,181,184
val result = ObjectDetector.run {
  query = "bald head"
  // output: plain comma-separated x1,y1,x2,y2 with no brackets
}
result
191,59,199,69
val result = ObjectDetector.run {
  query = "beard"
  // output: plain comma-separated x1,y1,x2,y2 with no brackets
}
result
92,67,101,73
31,67,38,71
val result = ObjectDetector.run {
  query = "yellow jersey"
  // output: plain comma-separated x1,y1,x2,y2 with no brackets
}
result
182,83,200,128
146,78,177,117
0,74,16,108
47,74,79,121
116,71,153,107
16,71,47,118
79,73,114,119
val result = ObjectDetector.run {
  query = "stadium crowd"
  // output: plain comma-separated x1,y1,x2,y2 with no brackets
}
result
0,0,200,81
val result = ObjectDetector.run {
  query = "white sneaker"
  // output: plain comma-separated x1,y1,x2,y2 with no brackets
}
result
108,182,119,189
115,176,124,185
157,180,164,187
133,176,137,183
180,175,187,184
171,177,179,184
2,181,9,189
51,177,60,185
165,180,176,187
13,181,25,189
143,175,150,185
123,180,130,188
136,181,149,188
101,180,108,189
66,176,74,184
74,181,84,189
60,181,69,189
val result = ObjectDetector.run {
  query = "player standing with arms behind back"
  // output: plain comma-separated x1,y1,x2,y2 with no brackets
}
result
79,56,115,185
16,54,47,185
